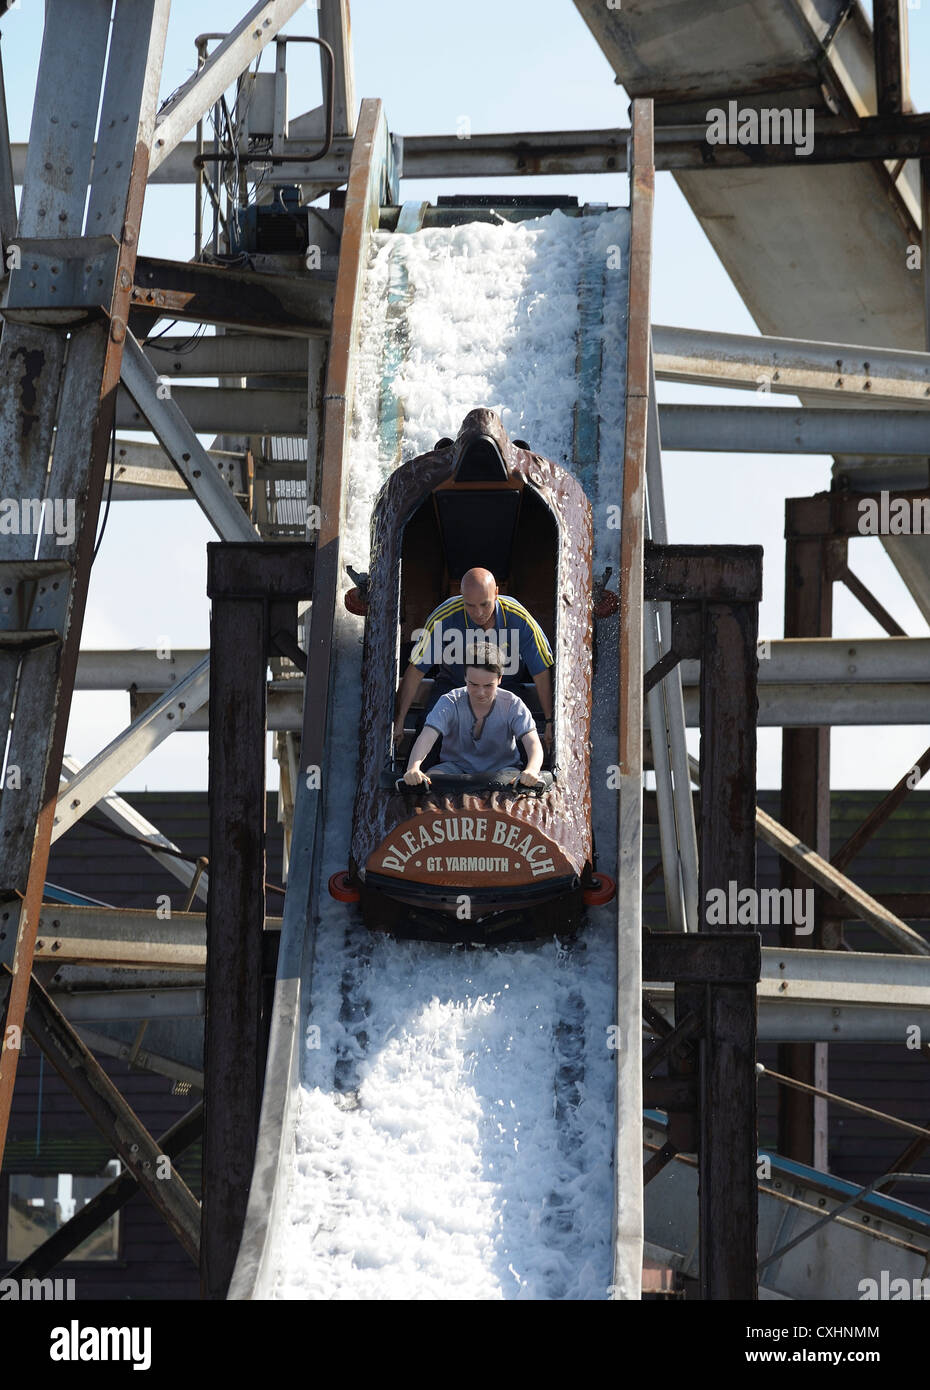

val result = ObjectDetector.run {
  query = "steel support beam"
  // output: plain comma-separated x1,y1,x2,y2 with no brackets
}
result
659,404,930,456
116,380,306,438
652,323,930,406
317,0,356,137
0,0,171,1169
144,335,308,377
108,437,247,499
74,1026,204,1089
2,966,201,1263
783,511,836,1168
131,255,334,335
76,637,930,689
53,987,205,1023
646,542,762,1300
119,332,259,540
9,115,930,188
757,806,930,956
202,541,313,1301
699,568,760,1302
681,637,930,685
678,682,930,726
873,0,909,117
31,904,210,969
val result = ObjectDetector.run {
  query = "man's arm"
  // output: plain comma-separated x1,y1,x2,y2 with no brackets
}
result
404,725,440,785
394,662,426,743
532,668,553,750
519,728,544,784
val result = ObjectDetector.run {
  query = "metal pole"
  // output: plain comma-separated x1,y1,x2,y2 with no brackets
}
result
698,590,760,1300
646,344,699,931
611,96,653,1303
778,508,836,1168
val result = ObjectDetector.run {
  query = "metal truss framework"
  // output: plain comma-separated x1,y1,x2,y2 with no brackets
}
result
0,0,927,1304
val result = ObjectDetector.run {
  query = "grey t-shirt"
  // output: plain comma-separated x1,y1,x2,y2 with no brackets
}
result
425,686,535,774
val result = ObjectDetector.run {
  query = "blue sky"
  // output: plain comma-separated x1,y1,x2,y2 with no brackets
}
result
5,0,930,790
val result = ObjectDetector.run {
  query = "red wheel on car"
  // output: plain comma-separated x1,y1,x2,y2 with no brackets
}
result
328,871,361,902
344,587,369,616
583,873,616,906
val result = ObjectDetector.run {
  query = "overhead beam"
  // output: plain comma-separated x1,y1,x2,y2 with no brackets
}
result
119,396,930,456
132,256,334,335
659,405,930,455
74,637,930,692
116,380,306,437
144,335,307,377
11,115,930,188
653,324,930,406
32,904,208,969
684,637,930,685
75,650,210,690
53,986,205,1023
127,679,930,730
148,0,307,174
106,438,246,499
678,683,930,727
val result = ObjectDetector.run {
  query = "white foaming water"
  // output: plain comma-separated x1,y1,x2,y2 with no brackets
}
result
271,210,627,1300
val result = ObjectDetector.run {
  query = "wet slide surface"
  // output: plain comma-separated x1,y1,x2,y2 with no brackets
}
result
264,210,631,1299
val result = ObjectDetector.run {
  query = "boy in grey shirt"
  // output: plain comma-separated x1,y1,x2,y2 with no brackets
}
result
403,642,544,788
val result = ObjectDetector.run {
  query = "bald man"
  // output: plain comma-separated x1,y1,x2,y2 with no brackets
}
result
393,567,554,748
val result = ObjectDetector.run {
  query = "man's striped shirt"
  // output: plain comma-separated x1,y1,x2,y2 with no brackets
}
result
409,595,553,686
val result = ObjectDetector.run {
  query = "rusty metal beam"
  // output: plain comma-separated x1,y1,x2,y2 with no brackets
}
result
779,502,836,1170
202,541,311,1301
873,0,909,117
698,572,760,1302
131,255,334,336
837,563,907,637
786,490,930,538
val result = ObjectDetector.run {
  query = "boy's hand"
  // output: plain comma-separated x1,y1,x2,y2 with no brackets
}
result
404,767,431,787
518,769,543,788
